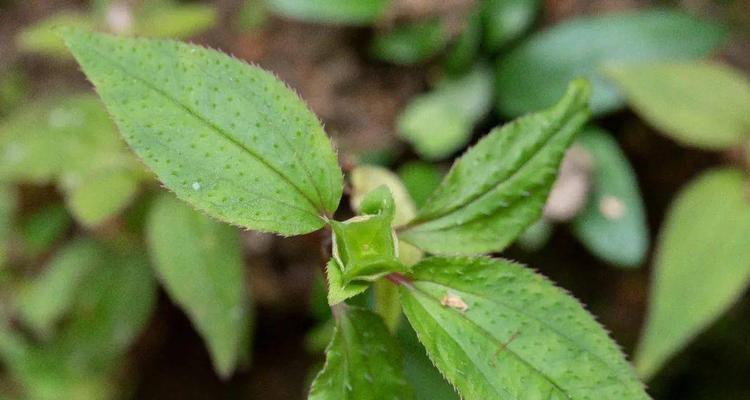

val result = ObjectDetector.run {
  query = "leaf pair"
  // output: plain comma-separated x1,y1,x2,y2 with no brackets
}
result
312,256,650,400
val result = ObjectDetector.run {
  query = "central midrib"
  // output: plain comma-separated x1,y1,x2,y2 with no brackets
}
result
83,42,325,216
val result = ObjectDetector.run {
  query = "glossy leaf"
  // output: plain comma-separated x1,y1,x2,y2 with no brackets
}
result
607,61,750,150
63,30,343,236
267,0,388,25
371,20,448,65
309,306,413,400
481,0,539,52
350,165,416,227
399,256,649,400
147,194,251,378
571,127,648,267
495,9,727,116
399,80,591,255
398,64,494,160
635,168,750,379
16,239,104,338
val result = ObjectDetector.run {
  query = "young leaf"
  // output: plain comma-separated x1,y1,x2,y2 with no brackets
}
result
481,0,539,53
606,61,750,150
16,239,104,338
399,256,649,400
325,258,369,305
371,20,448,65
309,306,413,400
398,80,590,255
147,193,251,378
398,64,494,160
635,168,750,379
571,127,649,268
63,168,141,227
62,29,343,236
267,0,388,25
350,165,416,227
495,9,727,116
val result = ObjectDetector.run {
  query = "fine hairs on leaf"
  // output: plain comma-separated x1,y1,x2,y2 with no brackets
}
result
61,28,650,400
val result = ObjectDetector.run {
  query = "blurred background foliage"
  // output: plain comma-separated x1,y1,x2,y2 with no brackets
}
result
0,0,749,399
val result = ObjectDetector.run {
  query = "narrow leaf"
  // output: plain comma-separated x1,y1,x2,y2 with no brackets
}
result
0,185,17,270
309,306,413,400
399,80,590,255
16,13,94,58
635,168,750,379
571,127,649,267
495,9,727,116
400,256,649,400
135,3,217,38
62,29,343,235
606,61,750,150
398,64,494,160
147,194,251,378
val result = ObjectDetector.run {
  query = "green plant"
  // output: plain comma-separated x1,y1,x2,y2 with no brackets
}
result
57,28,652,399
606,60,750,379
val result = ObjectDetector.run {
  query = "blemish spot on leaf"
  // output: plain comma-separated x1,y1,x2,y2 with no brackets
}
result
440,291,468,313
600,195,626,220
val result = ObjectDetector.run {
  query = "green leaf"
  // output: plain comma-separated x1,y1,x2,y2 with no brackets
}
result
63,168,141,227
309,306,413,400
481,0,539,52
325,258,369,305
495,9,727,116
443,11,482,74
0,94,132,185
398,323,459,400
374,280,401,332
571,127,649,267
331,215,408,284
62,29,343,236
371,19,448,65
20,204,73,257
0,185,17,270
399,256,649,400
397,161,443,209
350,165,416,227
606,61,750,150
398,80,591,255
16,239,104,338
398,64,494,160
16,12,94,58
135,3,217,38
267,0,388,25
516,218,553,252
147,193,251,378
635,168,750,379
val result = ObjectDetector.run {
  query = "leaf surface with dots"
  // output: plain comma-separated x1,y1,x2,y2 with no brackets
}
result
62,29,343,235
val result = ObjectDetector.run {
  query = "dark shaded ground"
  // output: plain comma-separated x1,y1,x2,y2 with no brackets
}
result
2,0,750,399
